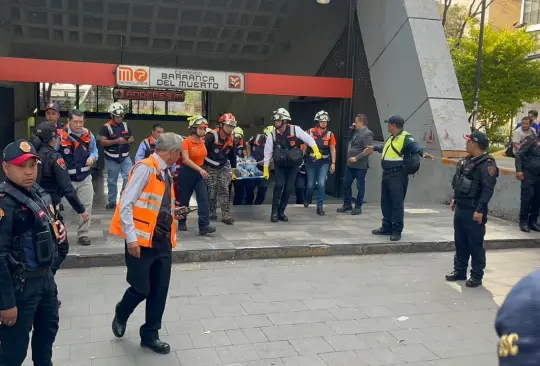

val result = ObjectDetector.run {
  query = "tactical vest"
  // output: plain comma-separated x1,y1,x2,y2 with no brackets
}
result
1,183,57,269
37,146,62,205
452,154,496,202
59,127,92,182
271,124,304,167
307,128,333,162
103,120,131,162
204,129,234,168
250,134,266,162
143,136,157,159
272,124,302,150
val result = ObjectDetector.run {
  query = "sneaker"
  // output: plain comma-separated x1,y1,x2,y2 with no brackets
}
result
199,226,216,235
316,206,325,216
78,236,91,246
105,203,116,210
445,271,467,281
351,207,362,215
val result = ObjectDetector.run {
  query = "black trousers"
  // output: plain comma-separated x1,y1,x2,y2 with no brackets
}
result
0,270,59,366
232,180,246,205
295,173,307,204
116,242,172,342
381,169,409,233
519,170,540,224
177,166,210,229
51,213,68,275
453,205,487,279
245,179,268,205
272,165,299,214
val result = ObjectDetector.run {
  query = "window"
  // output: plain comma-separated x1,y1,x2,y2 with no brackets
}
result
524,0,540,26
39,83,77,111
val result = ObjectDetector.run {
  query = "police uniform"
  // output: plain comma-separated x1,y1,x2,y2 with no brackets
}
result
447,131,498,288
372,116,426,241
245,133,268,205
495,269,540,365
0,140,61,365
515,133,540,232
34,122,86,275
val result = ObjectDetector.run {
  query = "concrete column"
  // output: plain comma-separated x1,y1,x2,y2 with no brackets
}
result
356,0,469,156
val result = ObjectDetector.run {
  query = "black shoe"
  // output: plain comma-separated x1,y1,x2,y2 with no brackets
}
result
520,222,530,232
78,236,91,246
351,207,362,216
271,214,279,223
278,214,289,222
57,300,62,309
111,315,126,338
390,232,401,241
210,214,218,221
466,278,483,288
141,339,171,354
303,199,310,208
530,223,540,232
372,227,391,235
337,205,353,213
317,206,325,216
178,222,187,232
445,271,467,281
199,226,216,236
222,216,234,225
105,203,116,210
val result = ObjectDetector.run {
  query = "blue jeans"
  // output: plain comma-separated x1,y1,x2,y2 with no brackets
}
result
106,158,133,204
343,166,367,207
305,161,330,206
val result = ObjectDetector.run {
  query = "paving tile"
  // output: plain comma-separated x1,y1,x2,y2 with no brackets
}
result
254,341,298,358
290,337,334,355
355,348,405,365
234,315,273,329
176,348,221,366
261,325,302,341
190,330,232,348
216,344,261,363
319,351,370,366
282,354,327,366
390,344,440,363
323,334,370,352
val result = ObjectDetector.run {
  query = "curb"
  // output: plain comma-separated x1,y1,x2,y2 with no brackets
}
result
62,238,540,269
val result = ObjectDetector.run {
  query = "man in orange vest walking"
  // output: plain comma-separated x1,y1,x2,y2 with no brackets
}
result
109,133,183,355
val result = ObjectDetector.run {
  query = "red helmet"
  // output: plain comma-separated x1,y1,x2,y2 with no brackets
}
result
219,113,237,127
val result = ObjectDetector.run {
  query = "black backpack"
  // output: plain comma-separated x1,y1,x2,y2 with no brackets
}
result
389,139,421,175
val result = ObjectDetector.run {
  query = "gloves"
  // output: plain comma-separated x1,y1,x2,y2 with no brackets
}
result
312,146,323,160
232,168,237,181
263,166,270,180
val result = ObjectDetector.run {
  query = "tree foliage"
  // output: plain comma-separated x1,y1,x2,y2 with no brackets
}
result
438,0,493,42
450,26,540,143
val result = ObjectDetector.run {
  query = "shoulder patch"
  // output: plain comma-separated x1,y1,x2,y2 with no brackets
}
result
488,165,497,177
56,158,67,170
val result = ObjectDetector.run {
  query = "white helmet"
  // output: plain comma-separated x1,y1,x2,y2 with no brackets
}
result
272,108,291,121
108,102,125,116
188,115,209,129
315,110,330,122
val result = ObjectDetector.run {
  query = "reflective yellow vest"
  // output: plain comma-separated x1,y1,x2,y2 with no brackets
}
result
382,131,409,161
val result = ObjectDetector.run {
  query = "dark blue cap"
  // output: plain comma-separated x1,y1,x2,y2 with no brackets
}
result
384,115,405,126
44,102,60,112
495,269,540,365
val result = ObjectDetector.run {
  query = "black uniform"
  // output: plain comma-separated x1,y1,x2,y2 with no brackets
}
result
451,153,498,284
0,141,61,366
515,134,540,230
245,134,268,205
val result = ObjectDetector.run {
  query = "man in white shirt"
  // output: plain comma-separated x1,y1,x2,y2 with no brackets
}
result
513,116,536,156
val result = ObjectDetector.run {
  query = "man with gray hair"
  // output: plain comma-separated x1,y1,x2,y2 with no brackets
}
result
109,132,186,355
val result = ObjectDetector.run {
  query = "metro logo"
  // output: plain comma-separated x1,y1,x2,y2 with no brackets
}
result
228,75,242,89
116,65,150,86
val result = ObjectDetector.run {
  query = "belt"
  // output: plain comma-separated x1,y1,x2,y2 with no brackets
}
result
455,198,477,208
383,167,404,173
21,267,48,279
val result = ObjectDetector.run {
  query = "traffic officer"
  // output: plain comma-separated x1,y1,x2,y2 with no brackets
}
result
304,111,337,216
232,127,247,205
263,108,320,222
446,131,498,288
245,126,272,205
0,139,66,365
135,124,164,163
364,115,434,241
59,109,98,246
99,102,134,210
515,130,540,232
204,113,237,224
109,133,183,355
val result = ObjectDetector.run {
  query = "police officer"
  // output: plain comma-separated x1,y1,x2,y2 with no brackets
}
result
135,124,164,163
245,126,272,205
364,115,434,241
0,139,66,365
515,130,540,232
263,108,320,222
446,131,498,288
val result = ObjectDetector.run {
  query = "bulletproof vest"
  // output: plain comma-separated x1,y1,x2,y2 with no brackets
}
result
0,183,57,269
103,121,131,162
143,137,156,159
37,146,62,205
250,134,266,162
153,169,173,249
60,129,92,182
452,154,492,200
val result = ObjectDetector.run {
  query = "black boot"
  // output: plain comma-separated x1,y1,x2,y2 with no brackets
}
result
278,213,289,222
337,205,353,213
530,222,540,232
466,277,482,288
317,206,325,216
520,222,531,232
199,225,216,235
351,206,362,215
390,232,401,241
178,222,187,231
445,271,467,281
372,227,391,235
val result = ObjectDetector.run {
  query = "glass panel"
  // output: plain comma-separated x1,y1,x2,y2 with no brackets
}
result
131,100,153,114
77,85,98,112
39,83,77,111
153,101,166,115
97,86,115,112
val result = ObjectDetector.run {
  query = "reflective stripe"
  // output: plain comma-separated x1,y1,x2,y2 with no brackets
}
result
68,166,91,174
121,152,130,157
105,151,119,158
135,229,151,240
140,191,162,202
134,200,161,212
310,153,330,158
205,157,220,166
106,124,113,136
383,156,404,161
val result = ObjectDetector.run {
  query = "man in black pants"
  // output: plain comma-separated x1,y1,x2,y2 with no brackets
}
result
263,108,320,222
515,129,540,232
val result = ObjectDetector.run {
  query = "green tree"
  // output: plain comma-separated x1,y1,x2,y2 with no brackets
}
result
438,0,492,42
451,26,540,143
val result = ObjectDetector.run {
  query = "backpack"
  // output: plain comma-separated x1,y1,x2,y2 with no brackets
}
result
389,140,421,175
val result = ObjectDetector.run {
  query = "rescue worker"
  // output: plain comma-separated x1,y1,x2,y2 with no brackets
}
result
135,124,164,163
446,131,498,288
177,116,215,235
0,139,66,365
245,126,273,205
204,113,237,225
59,109,98,246
33,122,89,307
232,127,247,205
263,108,321,222
304,111,337,215
363,115,434,241
99,102,134,210
515,129,540,232
110,133,184,355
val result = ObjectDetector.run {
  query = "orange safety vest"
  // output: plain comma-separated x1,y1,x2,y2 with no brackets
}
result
109,155,177,248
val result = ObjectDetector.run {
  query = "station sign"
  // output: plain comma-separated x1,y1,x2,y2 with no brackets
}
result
115,65,245,93
113,88,185,102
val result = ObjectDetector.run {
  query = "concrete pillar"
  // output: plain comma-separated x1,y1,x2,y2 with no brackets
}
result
356,0,469,156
